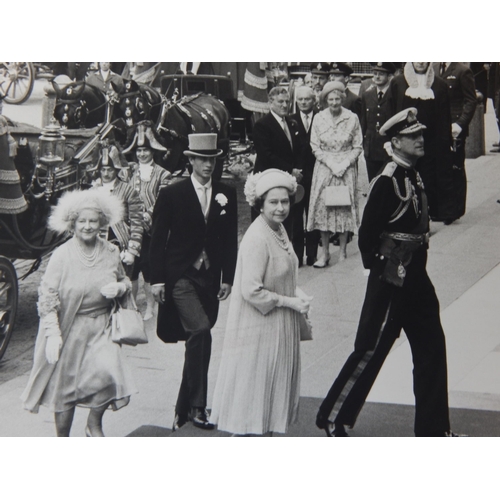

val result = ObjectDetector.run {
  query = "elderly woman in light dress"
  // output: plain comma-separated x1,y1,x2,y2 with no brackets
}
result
307,81,363,266
21,190,137,437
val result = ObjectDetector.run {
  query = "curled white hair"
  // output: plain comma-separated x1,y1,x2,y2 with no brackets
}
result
48,189,125,235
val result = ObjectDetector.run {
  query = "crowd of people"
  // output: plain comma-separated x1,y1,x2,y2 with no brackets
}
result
19,61,487,437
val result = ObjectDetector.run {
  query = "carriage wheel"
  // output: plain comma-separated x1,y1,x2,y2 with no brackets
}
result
0,257,18,361
0,62,35,105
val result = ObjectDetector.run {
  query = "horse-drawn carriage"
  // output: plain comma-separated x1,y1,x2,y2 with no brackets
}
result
0,69,254,361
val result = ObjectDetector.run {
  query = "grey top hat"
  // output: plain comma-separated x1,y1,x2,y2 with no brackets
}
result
183,133,224,158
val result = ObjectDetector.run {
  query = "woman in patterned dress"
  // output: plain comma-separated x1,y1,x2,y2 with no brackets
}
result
210,169,312,436
307,81,363,266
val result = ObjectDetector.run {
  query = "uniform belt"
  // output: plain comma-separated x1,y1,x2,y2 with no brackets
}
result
382,231,429,244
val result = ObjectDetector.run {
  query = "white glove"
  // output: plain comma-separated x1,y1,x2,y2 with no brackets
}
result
279,296,311,314
331,159,350,176
100,282,127,299
451,122,462,139
121,250,135,266
45,335,62,365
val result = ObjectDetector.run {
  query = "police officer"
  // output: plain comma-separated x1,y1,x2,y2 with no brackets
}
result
309,63,331,108
315,108,465,437
360,62,396,180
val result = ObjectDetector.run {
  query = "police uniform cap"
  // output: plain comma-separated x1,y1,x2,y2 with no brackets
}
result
370,62,397,74
379,108,427,137
329,62,353,76
310,63,332,75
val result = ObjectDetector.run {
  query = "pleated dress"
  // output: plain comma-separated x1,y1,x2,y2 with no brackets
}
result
21,238,137,414
210,215,301,435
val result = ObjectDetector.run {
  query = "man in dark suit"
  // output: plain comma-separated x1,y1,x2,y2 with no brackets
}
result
252,86,302,252
290,85,320,265
433,62,477,223
150,133,238,431
360,63,396,181
329,63,362,117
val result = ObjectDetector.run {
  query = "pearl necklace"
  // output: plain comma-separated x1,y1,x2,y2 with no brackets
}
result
74,237,101,267
259,216,290,252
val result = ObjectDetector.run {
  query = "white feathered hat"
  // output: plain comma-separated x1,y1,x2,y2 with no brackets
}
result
48,189,124,234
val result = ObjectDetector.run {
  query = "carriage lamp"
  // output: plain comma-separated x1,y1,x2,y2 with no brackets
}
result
38,118,66,166
37,118,66,199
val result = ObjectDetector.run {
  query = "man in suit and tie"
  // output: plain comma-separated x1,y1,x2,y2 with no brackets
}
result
433,62,477,223
360,62,397,181
150,133,238,431
329,63,362,117
290,85,320,265
86,62,124,95
252,87,302,250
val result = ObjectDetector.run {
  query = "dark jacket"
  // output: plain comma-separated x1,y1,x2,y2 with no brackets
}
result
343,88,362,117
432,63,477,137
149,178,238,342
360,87,392,162
289,109,317,191
253,112,301,173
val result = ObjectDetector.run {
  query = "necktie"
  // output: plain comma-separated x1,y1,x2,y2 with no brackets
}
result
303,113,310,132
440,62,446,76
282,118,293,149
378,91,383,102
199,185,208,218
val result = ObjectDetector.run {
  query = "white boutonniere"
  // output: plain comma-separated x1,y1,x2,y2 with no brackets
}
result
215,193,228,207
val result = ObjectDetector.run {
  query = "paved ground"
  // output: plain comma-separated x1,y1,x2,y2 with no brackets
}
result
1,88,499,437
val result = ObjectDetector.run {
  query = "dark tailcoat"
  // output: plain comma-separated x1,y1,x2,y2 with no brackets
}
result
149,178,238,342
253,112,300,174
319,160,451,436
386,73,453,220
360,87,391,180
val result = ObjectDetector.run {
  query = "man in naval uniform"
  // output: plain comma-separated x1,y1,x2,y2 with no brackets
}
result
315,108,464,437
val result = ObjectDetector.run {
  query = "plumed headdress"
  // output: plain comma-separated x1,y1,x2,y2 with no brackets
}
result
48,189,124,234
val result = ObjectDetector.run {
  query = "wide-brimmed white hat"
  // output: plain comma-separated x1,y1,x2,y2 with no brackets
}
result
183,133,223,158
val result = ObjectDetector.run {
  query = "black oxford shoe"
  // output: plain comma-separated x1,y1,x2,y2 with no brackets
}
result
191,407,215,430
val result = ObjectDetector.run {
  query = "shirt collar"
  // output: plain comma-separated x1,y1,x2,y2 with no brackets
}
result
270,110,286,124
376,83,389,95
391,152,413,169
191,174,212,191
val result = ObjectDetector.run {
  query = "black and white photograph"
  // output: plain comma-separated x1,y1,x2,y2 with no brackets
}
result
1,5,498,498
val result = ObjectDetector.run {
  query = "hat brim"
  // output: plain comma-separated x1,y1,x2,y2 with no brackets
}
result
184,149,224,158
293,185,305,205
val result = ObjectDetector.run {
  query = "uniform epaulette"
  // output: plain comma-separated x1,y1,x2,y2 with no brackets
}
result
380,161,398,178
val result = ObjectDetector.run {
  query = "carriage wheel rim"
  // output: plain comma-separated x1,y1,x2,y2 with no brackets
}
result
0,258,18,360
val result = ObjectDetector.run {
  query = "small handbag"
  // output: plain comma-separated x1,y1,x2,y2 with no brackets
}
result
110,293,148,346
299,313,313,341
323,185,351,206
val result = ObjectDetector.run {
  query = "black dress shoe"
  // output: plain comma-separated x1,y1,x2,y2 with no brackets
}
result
443,218,458,226
316,411,348,437
306,256,316,266
191,407,215,430
172,413,188,431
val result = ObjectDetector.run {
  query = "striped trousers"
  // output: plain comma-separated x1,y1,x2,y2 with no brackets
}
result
319,250,451,436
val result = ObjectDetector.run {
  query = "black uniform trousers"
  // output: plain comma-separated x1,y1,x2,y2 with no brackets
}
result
319,249,451,436
171,265,218,417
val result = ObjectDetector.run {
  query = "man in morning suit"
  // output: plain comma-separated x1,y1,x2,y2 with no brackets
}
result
252,86,302,252
290,85,320,266
360,62,396,181
150,133,238,431
316,109,464,438
432,62,477,223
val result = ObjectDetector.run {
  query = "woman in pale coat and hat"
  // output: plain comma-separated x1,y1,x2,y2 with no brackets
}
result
21,190,136,437
307,81,363,266
210,169,312,436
